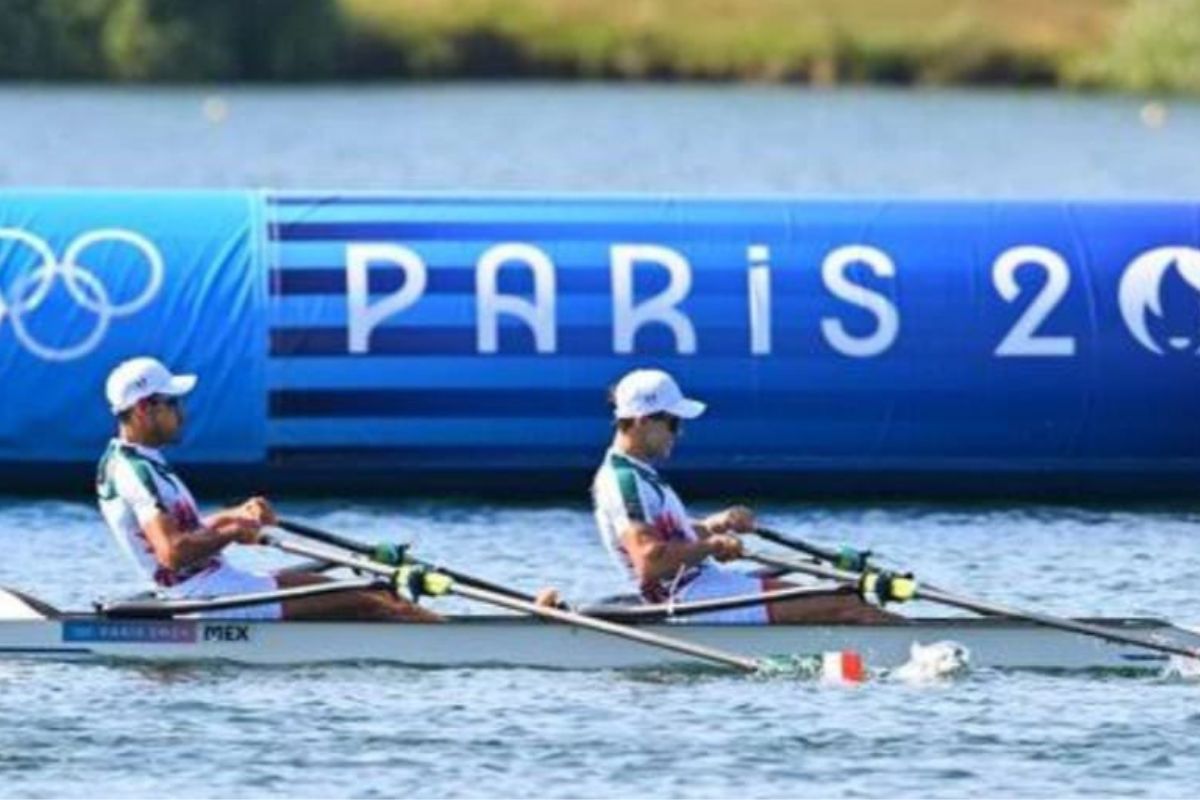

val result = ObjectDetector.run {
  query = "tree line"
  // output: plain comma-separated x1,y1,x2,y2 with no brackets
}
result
0,0,1196,92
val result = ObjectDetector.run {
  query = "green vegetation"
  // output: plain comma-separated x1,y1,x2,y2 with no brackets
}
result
0,0,342,81
1083,0,1200,92
0,0,1198,93
336,0,1124,84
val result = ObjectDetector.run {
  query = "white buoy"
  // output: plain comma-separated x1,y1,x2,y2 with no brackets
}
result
1140,101,1168,129
203,95,230,124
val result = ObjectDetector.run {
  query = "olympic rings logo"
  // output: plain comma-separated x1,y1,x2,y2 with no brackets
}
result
0,228,164,361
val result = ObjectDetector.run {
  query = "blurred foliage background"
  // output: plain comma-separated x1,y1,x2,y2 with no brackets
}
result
0,0,1197,92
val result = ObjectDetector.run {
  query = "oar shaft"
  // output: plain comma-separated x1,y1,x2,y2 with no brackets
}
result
277,518,541,604
582,584,853,622
747,552,862,587
277,518,366,553
747,551,1200,661
263,533,760,672
914,584,1200,660
448,583,759,672
753,527,840,563
421,563,541,605
264,534,396,580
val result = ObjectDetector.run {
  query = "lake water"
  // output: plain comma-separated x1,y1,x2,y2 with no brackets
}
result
2,498,1200,798
1,84,1199,798
1,84,1198,197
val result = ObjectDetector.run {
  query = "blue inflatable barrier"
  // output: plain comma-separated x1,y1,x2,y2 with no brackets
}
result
0,191,262,466
2,191,1198,498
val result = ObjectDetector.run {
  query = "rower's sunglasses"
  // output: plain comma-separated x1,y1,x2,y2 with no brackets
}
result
147,395,182,412
649,412,682,434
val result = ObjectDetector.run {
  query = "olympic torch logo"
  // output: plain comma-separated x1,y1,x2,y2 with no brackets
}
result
0,228,164,361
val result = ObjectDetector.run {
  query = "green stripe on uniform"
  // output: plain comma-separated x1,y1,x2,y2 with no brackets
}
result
610,455,647,521
116,447,168,511
95,441,118,501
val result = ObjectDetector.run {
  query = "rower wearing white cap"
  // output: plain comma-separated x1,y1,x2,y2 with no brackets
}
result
592,368,891,623
95,356,438,621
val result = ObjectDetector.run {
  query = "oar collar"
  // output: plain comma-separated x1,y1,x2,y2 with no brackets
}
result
396,564,453,603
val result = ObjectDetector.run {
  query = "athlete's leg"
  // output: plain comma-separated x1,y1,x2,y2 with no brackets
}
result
276,572,441,622
763,578,899,624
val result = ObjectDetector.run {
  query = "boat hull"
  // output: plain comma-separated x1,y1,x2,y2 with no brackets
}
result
0,615,1193,671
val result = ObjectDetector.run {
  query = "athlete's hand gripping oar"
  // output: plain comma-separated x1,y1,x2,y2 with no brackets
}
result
261,532,762,673
277,517,544,605
745,549,1200,661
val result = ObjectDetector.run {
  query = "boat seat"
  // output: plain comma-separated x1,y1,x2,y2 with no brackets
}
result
590,593,643,607
116,589,163,601
577,593,646,617
90,588,166,613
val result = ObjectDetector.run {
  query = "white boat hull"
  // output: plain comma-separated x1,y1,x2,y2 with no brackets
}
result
0,614,1194,671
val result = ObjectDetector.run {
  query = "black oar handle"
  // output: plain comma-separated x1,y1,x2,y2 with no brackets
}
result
753,527,838,560
278,518,372,554
276,518,542,605
753,527,870,572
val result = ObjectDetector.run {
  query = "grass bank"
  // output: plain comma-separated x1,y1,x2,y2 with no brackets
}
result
3,0,1199,93
340,0,1127,85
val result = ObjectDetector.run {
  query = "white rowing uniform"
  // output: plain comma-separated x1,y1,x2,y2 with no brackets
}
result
591,447,768,624
95,438,281,620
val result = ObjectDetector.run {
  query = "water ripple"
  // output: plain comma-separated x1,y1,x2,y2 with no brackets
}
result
2,498,1200,796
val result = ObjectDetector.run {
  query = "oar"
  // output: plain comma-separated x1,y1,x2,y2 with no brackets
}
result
752,526,871,572
751,526,957,596
261,532,762,672
277,518,542,605
745,549,1200,661
581,583,854,622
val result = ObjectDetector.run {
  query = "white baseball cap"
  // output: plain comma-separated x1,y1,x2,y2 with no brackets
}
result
106,357,197,415
612,369,706,420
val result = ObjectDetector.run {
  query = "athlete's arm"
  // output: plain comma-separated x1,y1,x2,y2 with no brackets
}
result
204,496,277,536
140,512,261,572
692,506,756,539
619,522,742,583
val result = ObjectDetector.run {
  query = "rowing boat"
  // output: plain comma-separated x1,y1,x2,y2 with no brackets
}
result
2,588,1194,670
